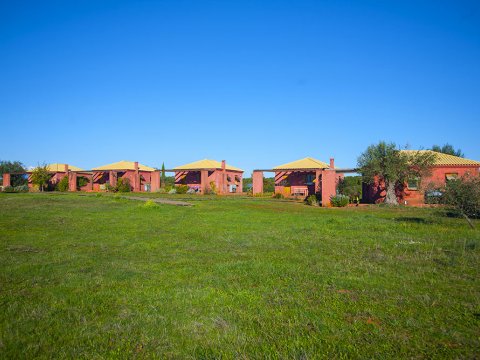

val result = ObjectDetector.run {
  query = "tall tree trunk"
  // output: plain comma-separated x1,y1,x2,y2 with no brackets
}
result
384,181,398,205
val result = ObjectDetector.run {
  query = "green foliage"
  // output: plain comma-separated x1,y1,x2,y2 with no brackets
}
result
2,186,15,193
176,185,189,194
77,177,89,189
0,160,26,187
273,193,284,199
263,177,275,193
358,142,436,205
338,176,362,200
330,194,350,207
431,144,464,158
242,177,252,192
56,176,69,192
161,162,167,188
442,175,480,219
116,177,131,193
14,185,29,193
30,164,51,192
143,200,159,209
209,181,217,195
306,195,318,206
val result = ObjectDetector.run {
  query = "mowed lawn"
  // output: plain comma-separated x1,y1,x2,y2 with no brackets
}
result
1,194,479,359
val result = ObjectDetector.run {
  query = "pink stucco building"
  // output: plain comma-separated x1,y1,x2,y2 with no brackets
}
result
253,157,344,206
92,160,160,192
173,159,243,194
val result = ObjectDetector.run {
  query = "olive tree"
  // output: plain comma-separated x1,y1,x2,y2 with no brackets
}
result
358,142,436,205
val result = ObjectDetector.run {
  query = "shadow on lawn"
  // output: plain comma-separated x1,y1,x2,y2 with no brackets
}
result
393,217,432,224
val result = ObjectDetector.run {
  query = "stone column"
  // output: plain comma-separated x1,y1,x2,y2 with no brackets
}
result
252,171,264,195
134,162,140,192
69,172,77,192
3,173,11,187
201,170,209,194
321,169,336,207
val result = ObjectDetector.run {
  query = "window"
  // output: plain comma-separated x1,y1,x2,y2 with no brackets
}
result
305,174,315,185
407,178,419,190
445,173,458,182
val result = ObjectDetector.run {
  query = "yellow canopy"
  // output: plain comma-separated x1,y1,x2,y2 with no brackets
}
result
173,159,243,172
273,157,330,170
46,163,83,172
401,150,480,166
92,160,155,171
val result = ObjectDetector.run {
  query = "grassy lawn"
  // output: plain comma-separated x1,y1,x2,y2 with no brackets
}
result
1,193,479,358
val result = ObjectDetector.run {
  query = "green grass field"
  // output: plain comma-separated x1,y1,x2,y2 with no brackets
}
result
1,193,479,358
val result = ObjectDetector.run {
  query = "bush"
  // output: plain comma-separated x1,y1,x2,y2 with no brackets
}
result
306,195,318,206
273,193,284,199
14,185,29,193
3,186,15,193
209,181,217,195
168,187,177,194
330,194,350,207
116,178,131,193
176,185,189,194
442,175,480,219
77,176,89,189
56,176,69,192
143,200,159,209
186,188,196,194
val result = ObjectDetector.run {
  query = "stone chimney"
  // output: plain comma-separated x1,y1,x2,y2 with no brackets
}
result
329,158,335,169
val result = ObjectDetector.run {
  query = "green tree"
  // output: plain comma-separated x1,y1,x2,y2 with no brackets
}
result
30,164,51,192
431,144,464,158
338,176,362,200
161,162,166,188
56,175,69,192
358,142,436,205
242,177,252,192
442,175,480,228
0,160,27,187
264,177,275,193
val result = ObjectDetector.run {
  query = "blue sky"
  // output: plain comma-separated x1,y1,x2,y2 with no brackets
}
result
1,0,479,174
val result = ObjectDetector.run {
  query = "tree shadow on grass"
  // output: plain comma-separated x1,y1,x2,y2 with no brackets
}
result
393,217,432,224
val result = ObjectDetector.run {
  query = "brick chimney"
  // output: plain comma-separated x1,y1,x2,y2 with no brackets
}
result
329,158,335,169
134,161,139,171
64,164,69,173
221,160,226,171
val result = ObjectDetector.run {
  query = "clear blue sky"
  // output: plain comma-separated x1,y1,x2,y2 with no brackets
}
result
1,0,479,174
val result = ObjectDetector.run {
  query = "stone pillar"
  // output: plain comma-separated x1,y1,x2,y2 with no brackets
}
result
201,170,209,194
69,172,77,192
134,162,140,192
109,171,117,187
220,160,226,194
315,170,321,193
151,171,160,192
239,174,243,194
3,173,11,187
321,169,336,207
252,171,264,194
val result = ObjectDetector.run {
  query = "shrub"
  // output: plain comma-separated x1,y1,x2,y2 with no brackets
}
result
116,178,131,193
209,181,217,195
56,176,69,192
306,195,318,206
186,188,196,194
168,187,177,194
77,177,89,189
143,200,158,209
3,186,15,193
442,175,480,220
176,185,189,194
330,194,350,207
273,193,284,199
14,185,29,193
